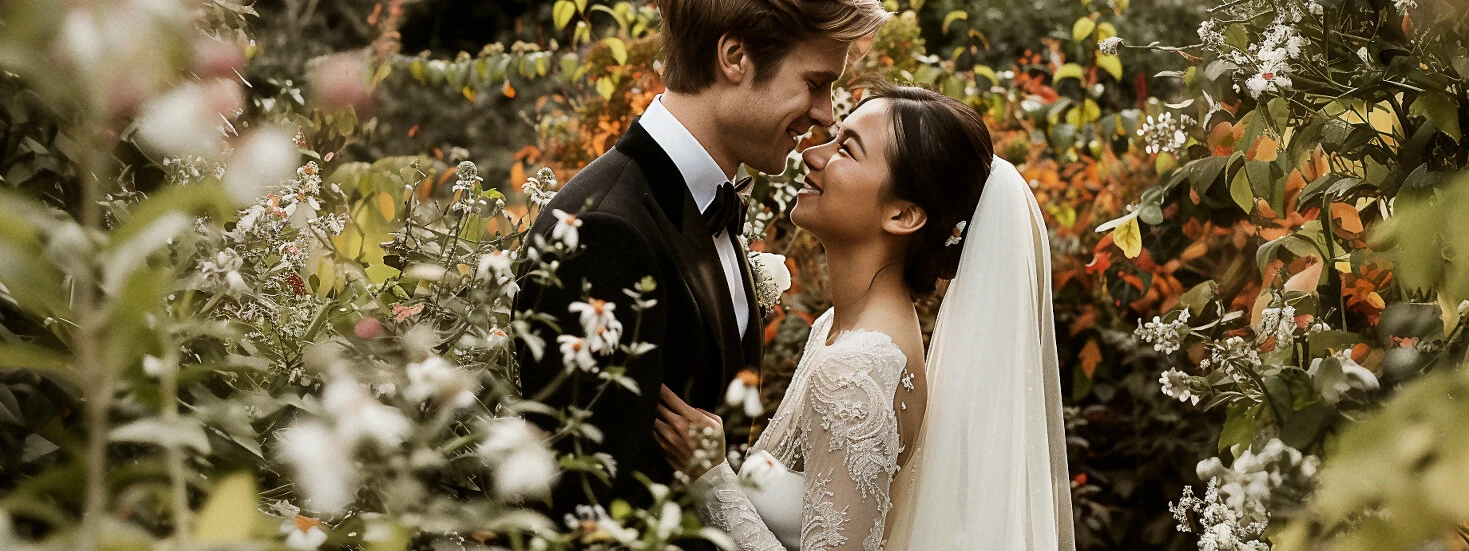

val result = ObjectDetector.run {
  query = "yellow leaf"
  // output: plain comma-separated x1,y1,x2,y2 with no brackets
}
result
1073,16,1097,42
1113,215,1143,258
1097,54,1123,80
194,473,263,543
376,191,397,221
461,86,476,102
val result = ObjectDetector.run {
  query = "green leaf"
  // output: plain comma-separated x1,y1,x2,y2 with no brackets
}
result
602,37,628,65
0,342,70,375
1072,17,1097,42
1230,163,1255,212
942,10,968,35
1187,155,1232,195
553,0,576,31
194,472,264,543
1410,91,1461,143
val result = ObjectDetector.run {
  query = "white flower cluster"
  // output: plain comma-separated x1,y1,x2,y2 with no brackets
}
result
1136,308,1191,354
1196,439,1319,523
563,504,639,544
475,250,520,298
277,376,411,513
521,167,559,208
1159,368,1202,405
1098,36,1125,56
1170,480,1269,551
1256,305,1297,344
1199,336,1262,383
403,356,480,409
557,298,624,372
1138,112,1193,155
450,160,489,214
1242,19,1306,98
161,155,227,186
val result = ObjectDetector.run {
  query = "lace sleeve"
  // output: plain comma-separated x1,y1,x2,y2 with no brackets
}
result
691,462,786,551
800,333,906,551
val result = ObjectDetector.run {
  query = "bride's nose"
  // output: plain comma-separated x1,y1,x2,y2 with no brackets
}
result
801,141,839,172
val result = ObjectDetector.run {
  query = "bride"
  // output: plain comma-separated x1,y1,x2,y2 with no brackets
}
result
653,76,1075,550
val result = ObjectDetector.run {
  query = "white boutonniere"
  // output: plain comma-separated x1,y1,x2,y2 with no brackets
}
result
747,251,791,317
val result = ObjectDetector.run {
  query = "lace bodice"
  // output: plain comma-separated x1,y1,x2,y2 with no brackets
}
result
692,309,910,550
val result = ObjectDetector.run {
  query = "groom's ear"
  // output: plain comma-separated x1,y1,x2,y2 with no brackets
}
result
715,33,749,85
883,202,927,236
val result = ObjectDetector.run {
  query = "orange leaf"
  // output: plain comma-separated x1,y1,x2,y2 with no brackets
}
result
1330,202,1364,234
1079,339,1102,379
1283,260,1323,293
503,81,517,98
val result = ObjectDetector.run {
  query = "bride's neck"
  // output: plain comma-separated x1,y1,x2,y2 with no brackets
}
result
823,241,907,323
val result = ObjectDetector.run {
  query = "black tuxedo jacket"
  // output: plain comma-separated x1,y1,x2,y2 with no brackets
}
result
515,121,764,515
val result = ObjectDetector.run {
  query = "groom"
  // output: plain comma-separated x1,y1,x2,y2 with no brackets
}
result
515,0,887,514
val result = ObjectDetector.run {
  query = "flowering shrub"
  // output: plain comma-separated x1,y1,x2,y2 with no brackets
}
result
1097,0,1469,547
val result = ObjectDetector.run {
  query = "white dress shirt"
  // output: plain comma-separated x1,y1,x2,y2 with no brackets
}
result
639,96,750,336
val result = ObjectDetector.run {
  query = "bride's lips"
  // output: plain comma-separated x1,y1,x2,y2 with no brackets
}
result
798,177,823,196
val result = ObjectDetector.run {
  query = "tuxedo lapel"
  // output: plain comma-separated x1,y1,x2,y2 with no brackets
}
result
617,122,746,383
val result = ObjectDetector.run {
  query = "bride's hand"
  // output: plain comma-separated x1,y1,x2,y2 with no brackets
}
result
654,384,726,480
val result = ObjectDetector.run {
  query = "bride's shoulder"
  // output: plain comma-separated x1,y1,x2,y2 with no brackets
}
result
828,311,923,374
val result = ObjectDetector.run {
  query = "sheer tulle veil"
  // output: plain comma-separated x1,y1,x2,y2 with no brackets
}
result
885,155,1075,550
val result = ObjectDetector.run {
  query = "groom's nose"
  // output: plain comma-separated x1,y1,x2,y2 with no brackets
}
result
809,90,835,128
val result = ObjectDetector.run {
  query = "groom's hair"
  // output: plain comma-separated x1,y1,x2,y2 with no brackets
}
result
654,0,889,93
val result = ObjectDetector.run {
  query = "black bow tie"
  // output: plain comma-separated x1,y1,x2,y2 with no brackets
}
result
703,177,752,238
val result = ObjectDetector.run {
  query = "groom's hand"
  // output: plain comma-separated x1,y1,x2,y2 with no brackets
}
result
654,384,726,480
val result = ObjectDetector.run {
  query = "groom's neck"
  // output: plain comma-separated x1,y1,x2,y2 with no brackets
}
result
660,92,739,180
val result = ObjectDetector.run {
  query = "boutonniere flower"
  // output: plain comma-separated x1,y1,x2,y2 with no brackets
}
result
747,251,791,316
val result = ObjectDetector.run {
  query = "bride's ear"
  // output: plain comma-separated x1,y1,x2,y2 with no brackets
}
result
883,202,927,236
716,34,749,85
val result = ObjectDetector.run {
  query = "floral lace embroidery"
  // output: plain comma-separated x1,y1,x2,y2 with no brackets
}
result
802,473,848,551
692,463,785,551
699,309,907,551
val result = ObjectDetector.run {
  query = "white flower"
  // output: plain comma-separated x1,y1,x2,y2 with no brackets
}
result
478,418,557,498
282,518,329,550
655,500,682,539
1357,47,1372,65
748,252,792,312
569,299,623,355
1393,0,1417,12
321,378,411,449
276,422,358,514
1256,305,1297,344
225,127,301,205
1098,37,1124,56
1159,368,1201,405
724,373,763,417
1307,349,1380,404
404,356,480,409
1244,61,1293,98
557,335,598,372
135,81,238,159
550,209,583,250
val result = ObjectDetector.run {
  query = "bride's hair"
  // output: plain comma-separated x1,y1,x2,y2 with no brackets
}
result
853,75,994,296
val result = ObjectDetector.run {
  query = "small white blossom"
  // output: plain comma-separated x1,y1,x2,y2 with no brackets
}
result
724,374,763,417
282,519,329,550
276,422,358,514
404,356,480,409
1307,349,1380,404
1256,305,1297,344
557,335,597,372
478,418,557,498
321,378,411,449
550,209,583,250
1098,37,1125,56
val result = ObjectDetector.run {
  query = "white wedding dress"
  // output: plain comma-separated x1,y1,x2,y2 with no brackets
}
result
692,156,1075,550
693,308,913,551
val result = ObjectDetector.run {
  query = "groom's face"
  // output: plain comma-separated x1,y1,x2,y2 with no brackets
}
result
724,38,848,175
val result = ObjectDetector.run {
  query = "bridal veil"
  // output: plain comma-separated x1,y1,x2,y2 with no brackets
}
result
885,155,1075,550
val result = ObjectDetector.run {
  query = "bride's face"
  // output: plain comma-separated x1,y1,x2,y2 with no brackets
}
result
790,99,900,242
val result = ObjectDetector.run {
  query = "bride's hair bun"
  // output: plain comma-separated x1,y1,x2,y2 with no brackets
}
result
852,75,994,297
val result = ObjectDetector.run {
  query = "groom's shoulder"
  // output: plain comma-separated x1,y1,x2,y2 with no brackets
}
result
547,147,649,216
